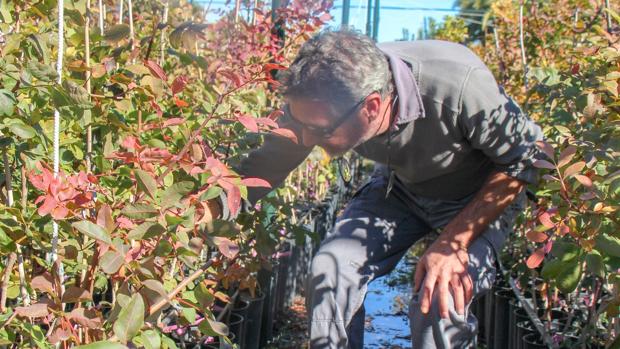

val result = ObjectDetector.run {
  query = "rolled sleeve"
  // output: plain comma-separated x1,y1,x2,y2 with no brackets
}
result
458,67,543,185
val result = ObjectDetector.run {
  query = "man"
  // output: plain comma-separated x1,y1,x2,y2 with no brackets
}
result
225,30,542,348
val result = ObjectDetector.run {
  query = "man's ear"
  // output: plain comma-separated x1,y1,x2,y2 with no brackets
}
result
364,93,382,122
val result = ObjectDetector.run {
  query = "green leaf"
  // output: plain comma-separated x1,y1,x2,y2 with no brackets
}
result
62,80,92,107
74,341,128,349
555,258,582,294
105,24,130,43
100,250,125,274
595,233,620,258
140,330,161,349
135,169,158,199
0,89,16,116
113,293,145,343
198,317,228,337
72,220,112,245
541,259,565,281
585,251,605,278
127,222,166,240
27,61,58,82
122,204,158,219
199,186,222,201
8,121,36,139
160,181,194,208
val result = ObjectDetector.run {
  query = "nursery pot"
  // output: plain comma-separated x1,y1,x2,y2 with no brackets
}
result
516,320,536,349
522,332,547,349
258,266,277,347
231,298,250,348
227,312,245,347
512,307,531,349
240,290,266,349
493,288,515,348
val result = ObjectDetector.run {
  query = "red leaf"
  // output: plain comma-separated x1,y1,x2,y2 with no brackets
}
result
38,196,57,217
15,303,50,318
31,273,54,294
121,136,140,150
241,177,271,188
69,308,102,329
564,161,585,177
51,205,69,220
237,115,259,133
579,191,596,200
61,286,92,303
270,128,298,144
163,117,185,128
536,141,555,160
539,211,556,229
263,63,287,72
267,109,284,120
174,96,189,108
213,237,239,259
557,146,577,168
574,174,593,187
256,117,278,128
144,60,167,81
171,75,188,95
571,63,580,75
526,230,548,243
533,159,556,170
97,204,115,233
526,247,545,269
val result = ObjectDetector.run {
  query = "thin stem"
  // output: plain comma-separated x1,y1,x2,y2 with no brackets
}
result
0,253,17,312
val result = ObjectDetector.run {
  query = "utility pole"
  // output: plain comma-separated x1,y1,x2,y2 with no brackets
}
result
372,0,380,41
366,0,373,37
342,0,351,28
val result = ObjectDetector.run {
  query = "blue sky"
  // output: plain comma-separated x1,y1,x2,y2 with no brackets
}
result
201,0,458,42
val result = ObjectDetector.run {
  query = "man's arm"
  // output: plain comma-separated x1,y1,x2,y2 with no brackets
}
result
414,170,525,318
413,65,542,319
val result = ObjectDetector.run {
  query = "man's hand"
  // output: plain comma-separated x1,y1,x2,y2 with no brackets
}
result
413,240,473,319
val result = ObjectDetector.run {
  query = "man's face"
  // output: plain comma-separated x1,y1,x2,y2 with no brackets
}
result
286,93,385,157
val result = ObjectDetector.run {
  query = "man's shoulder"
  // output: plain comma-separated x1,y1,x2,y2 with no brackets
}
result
379,40,489,112
378,40,486,68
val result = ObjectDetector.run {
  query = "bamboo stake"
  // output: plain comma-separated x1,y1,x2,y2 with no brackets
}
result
98,0,104,33
234,0,241,22
128,0,134,58
518,2,528,89
605,0,612,33
2,152,13,206
85,0,93,173
118,0,123,24
159,0,169,66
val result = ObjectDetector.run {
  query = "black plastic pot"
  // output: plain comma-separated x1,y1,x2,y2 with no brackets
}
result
231,298,249,348
471,292,487,345
508,298,520,349
258,266,277,347
493,288,515,348
512,307,531,349
516,320,536,349
483,288,495,346
241,290,265,349
522,332,547,349
227,312,245,347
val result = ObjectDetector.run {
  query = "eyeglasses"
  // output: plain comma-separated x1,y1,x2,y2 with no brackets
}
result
284,93,374,139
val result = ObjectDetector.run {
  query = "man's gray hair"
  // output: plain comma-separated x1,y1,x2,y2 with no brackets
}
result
279,29,392,116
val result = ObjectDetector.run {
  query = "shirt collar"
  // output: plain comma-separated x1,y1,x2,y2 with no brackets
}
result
381,48,425,127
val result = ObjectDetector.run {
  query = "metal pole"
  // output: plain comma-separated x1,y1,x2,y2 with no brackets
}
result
342,0,351,27
365,0,373,37
372,0,380,41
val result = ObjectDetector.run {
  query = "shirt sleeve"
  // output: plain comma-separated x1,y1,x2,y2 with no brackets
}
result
234,111,313,206
458,67,543,185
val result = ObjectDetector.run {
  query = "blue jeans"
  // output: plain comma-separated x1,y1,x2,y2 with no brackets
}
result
306,174,524,348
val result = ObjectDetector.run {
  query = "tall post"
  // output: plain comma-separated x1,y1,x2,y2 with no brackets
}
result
372,0,380,41
342,0,351,28
365,0,373,37
423,16,428,39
